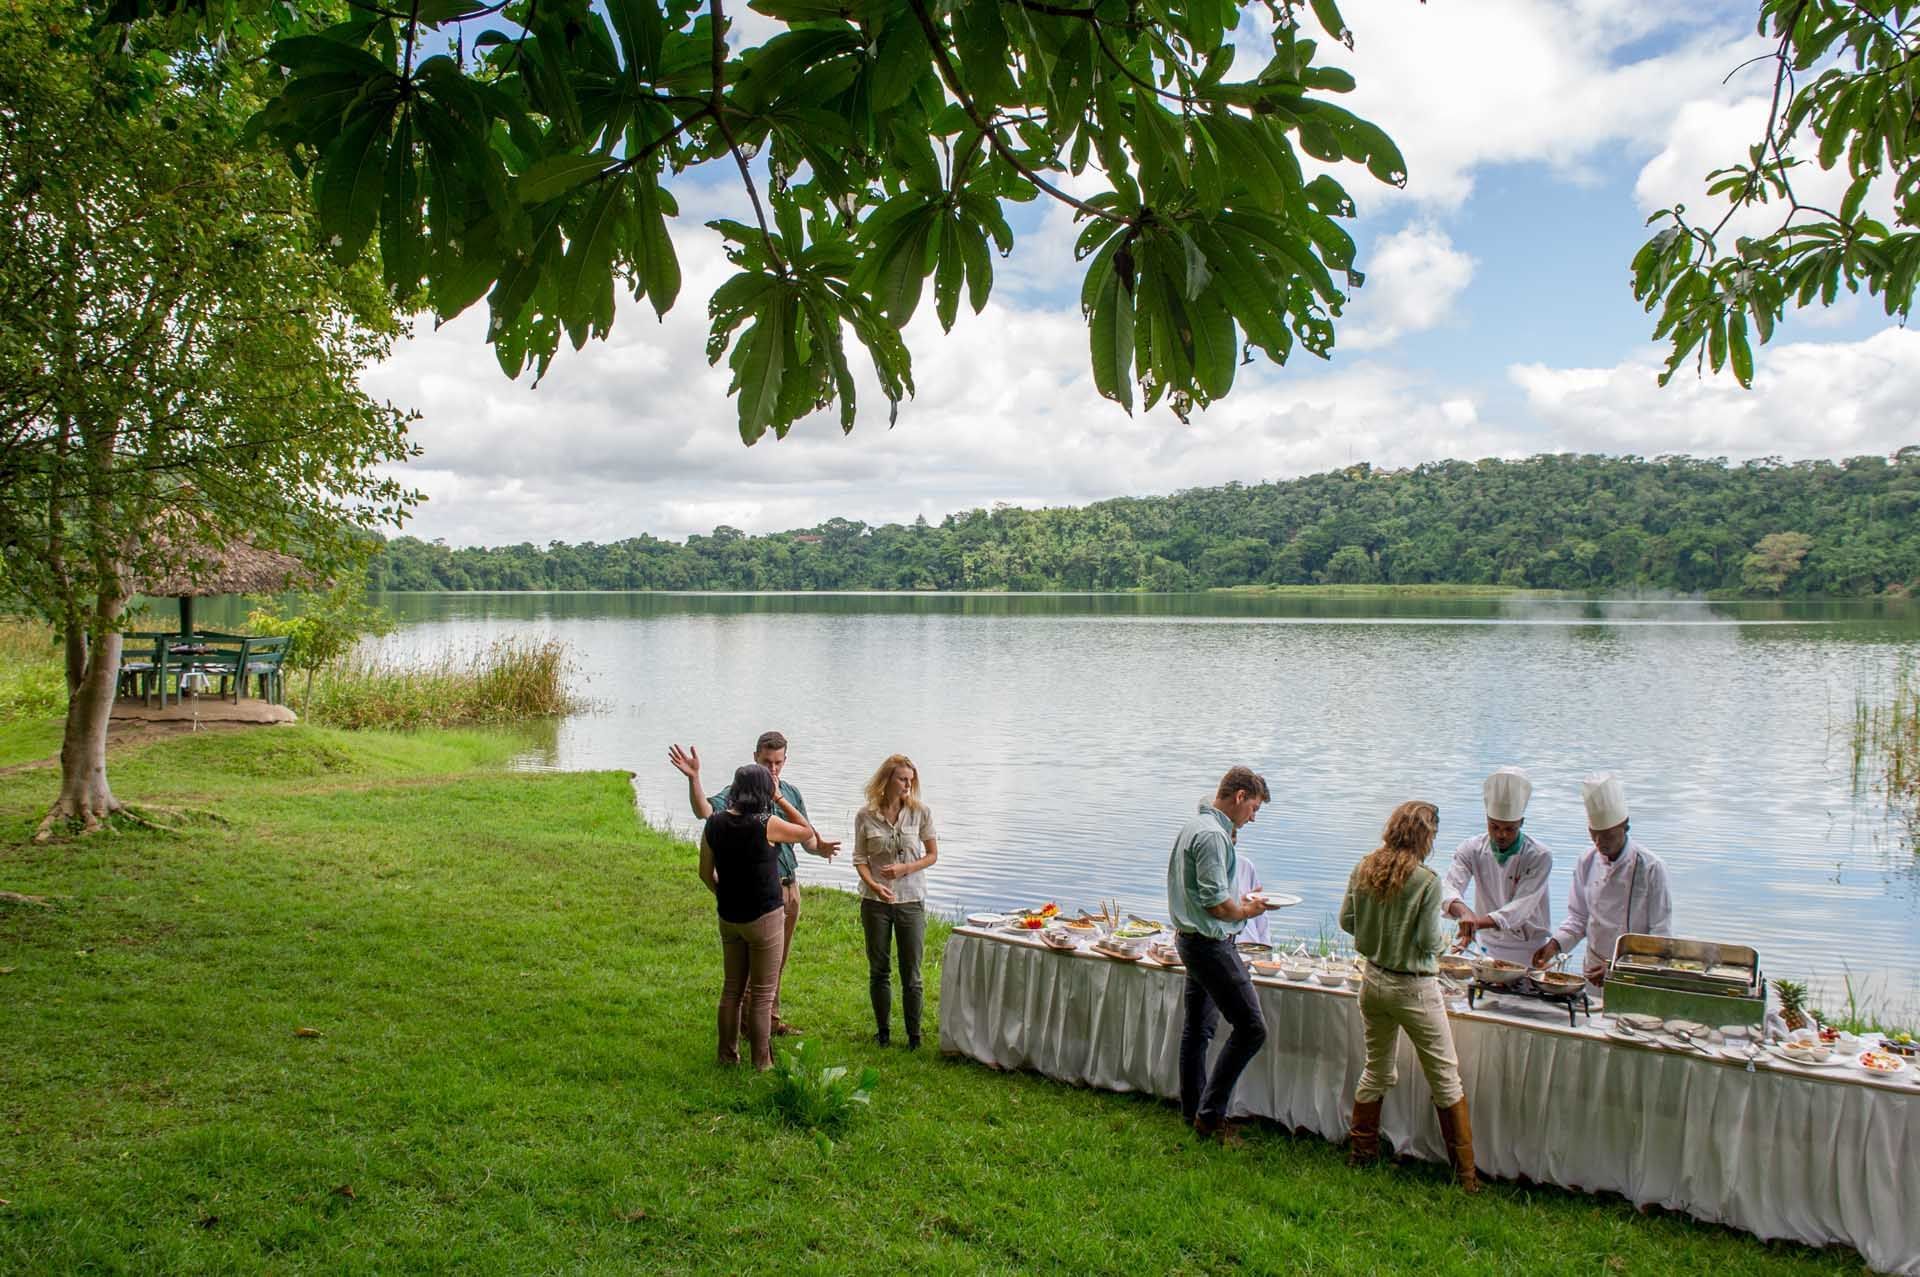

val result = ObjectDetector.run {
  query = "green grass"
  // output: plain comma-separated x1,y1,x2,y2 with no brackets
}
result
0,729,1861,1274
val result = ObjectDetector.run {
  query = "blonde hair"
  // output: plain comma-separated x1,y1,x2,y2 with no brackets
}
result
863,754,923,812
1352,801,1440,900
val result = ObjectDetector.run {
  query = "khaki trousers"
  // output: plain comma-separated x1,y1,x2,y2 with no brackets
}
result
717,908,785,1069
1356,967,1464,1107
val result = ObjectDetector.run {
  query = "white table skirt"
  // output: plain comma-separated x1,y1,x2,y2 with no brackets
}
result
939,928,1920,1274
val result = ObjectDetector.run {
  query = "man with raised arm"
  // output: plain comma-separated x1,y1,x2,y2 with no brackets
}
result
669,732,838,1036
1532,773,1672,984
1167,765,1286,1144
1441,766,1553,968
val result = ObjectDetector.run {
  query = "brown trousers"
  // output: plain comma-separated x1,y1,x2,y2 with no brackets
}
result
717,907,785,1069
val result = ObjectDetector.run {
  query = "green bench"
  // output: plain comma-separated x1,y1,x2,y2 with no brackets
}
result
116,631,290,707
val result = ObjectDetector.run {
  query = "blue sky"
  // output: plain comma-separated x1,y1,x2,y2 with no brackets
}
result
364,1,1920,547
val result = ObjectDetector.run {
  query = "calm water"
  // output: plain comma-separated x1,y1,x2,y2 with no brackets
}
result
199,590,1920,1011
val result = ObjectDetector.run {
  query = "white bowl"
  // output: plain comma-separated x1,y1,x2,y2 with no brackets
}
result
1280,964,1314,982
1314,965,1351,987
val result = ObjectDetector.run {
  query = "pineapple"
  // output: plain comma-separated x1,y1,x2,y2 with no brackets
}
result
1773,979,1809,1032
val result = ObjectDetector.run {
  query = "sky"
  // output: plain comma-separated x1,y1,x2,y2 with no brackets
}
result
360,0,1920,548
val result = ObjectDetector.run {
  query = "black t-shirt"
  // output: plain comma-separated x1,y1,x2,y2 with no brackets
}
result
706,809,784,924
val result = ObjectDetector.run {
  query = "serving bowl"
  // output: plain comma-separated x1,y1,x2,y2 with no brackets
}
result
1471,956,1528,987
1105,932,1153,956
1314,964,1352,987
1281,963,1314,982
1779,1039,1834,1064
1438,954,1474,981
1533,971,1586,996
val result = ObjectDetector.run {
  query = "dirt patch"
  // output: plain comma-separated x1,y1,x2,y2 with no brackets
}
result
0,716,285,777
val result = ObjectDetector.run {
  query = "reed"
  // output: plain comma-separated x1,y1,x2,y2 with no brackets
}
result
1846,657,1920,841
293,636,582,731
0,617,63,719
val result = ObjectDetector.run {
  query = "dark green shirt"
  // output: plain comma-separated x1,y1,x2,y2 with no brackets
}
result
708,780,809,881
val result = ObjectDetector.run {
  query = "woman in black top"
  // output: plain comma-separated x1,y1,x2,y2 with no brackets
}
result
700,764,827,1069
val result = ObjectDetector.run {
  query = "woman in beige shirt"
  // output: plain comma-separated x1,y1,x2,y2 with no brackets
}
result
853,754,939,1048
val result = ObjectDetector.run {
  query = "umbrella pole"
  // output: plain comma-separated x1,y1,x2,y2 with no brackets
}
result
179,596,194,639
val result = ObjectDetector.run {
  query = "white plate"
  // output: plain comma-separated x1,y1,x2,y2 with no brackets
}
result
1607,1025,1653,1044
1855,1051,1910,1077
965,913,1006,928
1765,1044,1844,1068
1720,1043,1765,1063
1247,891,1303,909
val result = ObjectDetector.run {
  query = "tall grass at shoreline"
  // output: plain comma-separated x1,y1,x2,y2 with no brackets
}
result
0,617,63,719
293,636,581,730
1847,656,1920,840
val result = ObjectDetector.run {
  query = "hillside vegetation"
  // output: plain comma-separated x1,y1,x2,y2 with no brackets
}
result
371,451,1920,596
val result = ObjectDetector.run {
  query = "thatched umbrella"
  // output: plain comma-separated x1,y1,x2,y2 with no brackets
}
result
132,523,312,637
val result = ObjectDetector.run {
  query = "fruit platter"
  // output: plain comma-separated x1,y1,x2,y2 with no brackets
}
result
1857,1049,1909,1076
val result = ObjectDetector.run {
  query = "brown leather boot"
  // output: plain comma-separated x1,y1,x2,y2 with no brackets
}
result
1347,1098,1384,1166
1435,1099,1479,1193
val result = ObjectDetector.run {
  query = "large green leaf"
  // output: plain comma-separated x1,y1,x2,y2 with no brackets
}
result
318,104,393,266
557,181,626,348
1088,251,1136,413
518,153,614,205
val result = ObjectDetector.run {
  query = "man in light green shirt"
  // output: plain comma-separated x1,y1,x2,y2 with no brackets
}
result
1168,766,1282,1142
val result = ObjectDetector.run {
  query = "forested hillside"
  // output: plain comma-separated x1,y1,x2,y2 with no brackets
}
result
371,451,1920,596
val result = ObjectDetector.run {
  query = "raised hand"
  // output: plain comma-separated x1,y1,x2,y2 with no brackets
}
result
667,743,700,780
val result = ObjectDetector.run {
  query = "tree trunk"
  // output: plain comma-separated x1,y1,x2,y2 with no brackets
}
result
35,620,124,840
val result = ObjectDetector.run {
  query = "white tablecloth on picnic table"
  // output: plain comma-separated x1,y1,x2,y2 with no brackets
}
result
938,927,1920,1275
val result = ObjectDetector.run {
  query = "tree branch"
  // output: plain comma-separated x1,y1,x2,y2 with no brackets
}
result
906,0,1129,224
708,0,787,272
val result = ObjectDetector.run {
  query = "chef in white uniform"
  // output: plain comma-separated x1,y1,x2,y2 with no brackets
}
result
1441,766,1553,966
1531,773,1672,984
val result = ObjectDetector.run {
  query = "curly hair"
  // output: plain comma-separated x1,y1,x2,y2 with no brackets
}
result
1352,801,1440,900
862,754,923,813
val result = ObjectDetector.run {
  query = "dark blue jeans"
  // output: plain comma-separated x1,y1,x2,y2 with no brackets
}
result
1174,931,1269,1126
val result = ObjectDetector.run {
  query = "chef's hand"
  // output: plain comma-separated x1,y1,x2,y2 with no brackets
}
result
1531,938,1561,969
1584,961,1608,986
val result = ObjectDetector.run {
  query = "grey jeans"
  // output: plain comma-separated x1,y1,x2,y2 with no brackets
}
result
859,898,926,1041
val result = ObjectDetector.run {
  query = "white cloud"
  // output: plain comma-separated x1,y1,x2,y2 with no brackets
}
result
1634,94,1899,244
1509,328,1920,459
1342,224,1475,350
1242,1,1768,211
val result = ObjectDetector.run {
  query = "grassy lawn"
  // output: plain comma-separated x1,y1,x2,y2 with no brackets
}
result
0,727,1864,1274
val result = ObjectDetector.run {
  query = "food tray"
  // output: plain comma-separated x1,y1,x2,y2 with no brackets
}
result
1609,933,1759,996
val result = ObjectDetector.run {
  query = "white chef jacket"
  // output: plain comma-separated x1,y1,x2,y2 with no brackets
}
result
1233,855,1270,946
1550,839,1672,977
1440,832,1553,965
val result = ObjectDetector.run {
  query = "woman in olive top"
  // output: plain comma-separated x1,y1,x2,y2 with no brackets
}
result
852,754,939,1049
699,764,829,1070
1338,800,1477,1192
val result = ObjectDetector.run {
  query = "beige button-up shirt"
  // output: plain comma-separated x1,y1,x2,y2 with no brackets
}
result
853,803,938,904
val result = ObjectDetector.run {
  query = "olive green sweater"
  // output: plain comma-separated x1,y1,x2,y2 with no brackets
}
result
1339,863,1450,975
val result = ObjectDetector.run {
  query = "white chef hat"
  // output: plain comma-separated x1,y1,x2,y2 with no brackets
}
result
1482,766,1532,820
1582,773,1629,829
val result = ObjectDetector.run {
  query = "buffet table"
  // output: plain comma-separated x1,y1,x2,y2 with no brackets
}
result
939,926,1920,1274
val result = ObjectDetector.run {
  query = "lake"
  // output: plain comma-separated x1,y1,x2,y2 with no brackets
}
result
202,590,1920,1014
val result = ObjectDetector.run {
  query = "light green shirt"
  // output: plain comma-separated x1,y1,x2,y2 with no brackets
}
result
1340,863,1449,975
1168,802,1241,940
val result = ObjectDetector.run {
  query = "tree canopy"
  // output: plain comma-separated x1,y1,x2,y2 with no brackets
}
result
94,0,1407,441
1635,1,1920,386
368,449,1920,596
0,2,417,833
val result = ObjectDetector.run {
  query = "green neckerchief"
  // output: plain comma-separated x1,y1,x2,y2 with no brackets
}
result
1491,831,1527,866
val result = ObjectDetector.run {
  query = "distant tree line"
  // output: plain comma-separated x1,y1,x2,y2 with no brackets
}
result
369,451,1920,597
